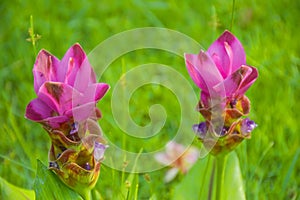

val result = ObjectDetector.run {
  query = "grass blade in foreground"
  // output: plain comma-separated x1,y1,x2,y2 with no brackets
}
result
33,160,82,200
0,176,35,200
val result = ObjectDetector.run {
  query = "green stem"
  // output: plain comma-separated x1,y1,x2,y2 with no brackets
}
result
215,154,228,200
199,155,211,198
81,189,91,200
29,15,37,56
208,159,215,200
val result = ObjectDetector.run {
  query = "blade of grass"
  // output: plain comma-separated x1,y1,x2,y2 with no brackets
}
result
7,112,35,167
249,142,274,181
282,148,300,190
0,154,35,173
134,183,139,200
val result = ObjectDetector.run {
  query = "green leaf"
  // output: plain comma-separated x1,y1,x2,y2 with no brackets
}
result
172,154,214,200
0,176,35,200
223,152,246,200
33,160,82,200
172,151,245,200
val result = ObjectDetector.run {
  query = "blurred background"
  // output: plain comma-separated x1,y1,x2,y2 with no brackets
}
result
0,0,299,199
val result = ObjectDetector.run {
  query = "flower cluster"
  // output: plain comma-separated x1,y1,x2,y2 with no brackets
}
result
185,31,258,156
25,44,109,195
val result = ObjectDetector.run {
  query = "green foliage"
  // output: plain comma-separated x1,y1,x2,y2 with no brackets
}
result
173,152,245,200
173,153,213,199
33,160,82,200
0,176,35,200
0,0,299,199
222,152,245,200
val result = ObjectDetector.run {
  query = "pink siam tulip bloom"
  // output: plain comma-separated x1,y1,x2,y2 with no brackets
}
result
185,30,258,105
25,43,109,129
25,43,110,197
155,141,199,183
185,31,258,156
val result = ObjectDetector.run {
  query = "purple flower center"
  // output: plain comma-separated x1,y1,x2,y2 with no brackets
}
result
49,161,59,169
220,126,229,136
84,163,91,170
193,122,207,139
241,118,257,134
70,122,79,135
94,142,108,162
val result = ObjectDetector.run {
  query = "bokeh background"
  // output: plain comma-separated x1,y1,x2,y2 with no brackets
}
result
1,0,299,199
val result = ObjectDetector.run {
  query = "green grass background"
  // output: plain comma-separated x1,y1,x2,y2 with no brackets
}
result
0,0,299,199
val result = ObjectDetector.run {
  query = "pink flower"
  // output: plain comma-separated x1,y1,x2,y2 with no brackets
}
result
25,43,109,129
185,30,258,105
185,31,259,155
155,141,199,183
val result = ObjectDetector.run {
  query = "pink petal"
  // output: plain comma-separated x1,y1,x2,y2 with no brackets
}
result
25,99,69,128
65,49,95,91
25,98,54,121
213,68,243,97
80,83,110,105
207,30,246,78
67,102,97,122
154,152,172,165
214,65,254,98
71,59,94,93
38,82,81,115
69,107,101,122
89,68,97,84
222,31,246,73
59,43,86,83
78,83,110,109
94,83,110,101
43,116,70,129
207,41,230,78
237,65,258,95
185,51,223,93
164,168,179,183
166,141,185,158
185,53,209,92
33,50,60,93
63,44,99,93
184,147,199,165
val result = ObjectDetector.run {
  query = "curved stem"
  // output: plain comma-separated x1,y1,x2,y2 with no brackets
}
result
215,154,228,200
